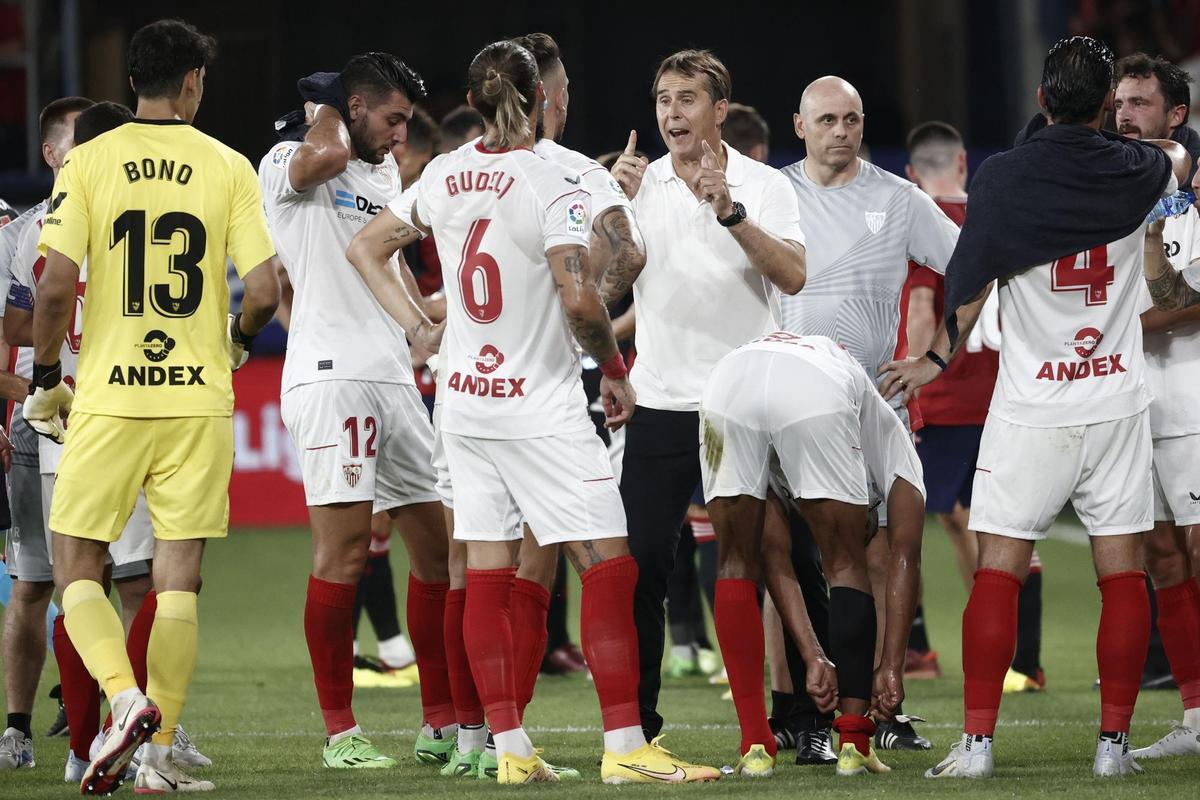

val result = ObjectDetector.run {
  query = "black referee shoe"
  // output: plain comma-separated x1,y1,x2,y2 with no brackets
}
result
875,715,932,750
795,727,837,765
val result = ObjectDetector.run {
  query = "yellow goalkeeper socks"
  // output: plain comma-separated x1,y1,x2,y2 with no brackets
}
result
146,591,199,746
62,580,138,700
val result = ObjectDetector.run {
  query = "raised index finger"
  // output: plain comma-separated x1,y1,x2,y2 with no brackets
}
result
624,129,638,155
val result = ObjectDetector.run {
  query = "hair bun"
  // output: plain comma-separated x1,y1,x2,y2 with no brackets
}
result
482,67,504,97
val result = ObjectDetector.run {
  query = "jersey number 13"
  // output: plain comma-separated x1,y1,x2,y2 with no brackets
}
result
111,209,206,318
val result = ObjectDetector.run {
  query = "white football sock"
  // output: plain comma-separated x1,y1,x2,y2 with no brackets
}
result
457,724,487,754
670,644,694,661
139,743,172,768
492,728,534,759
378,634,415,668
1183,707,1200,730
603,725,646,755
329,725,362,745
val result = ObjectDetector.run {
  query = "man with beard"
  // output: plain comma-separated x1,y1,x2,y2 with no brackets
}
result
1114,52,1200,760
258,53,454,769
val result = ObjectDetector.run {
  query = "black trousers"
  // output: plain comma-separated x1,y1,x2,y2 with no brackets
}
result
620,406,702,736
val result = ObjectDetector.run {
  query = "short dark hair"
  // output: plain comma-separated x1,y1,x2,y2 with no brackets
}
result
510,32,561,76
653,49,731,102
340,52,427,106
406,106,440,154
906,120,963,172
39,97,94,144
441,104,485,143
1115,52,1192,123
74,102,134,145
1041,35,1115,124
128,19,217,99
723,103,768,152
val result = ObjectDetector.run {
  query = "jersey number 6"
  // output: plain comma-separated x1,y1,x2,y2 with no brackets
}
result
111,209,206,318
458,218,502,323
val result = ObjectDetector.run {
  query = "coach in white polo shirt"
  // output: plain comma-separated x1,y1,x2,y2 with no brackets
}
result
609,48,806,738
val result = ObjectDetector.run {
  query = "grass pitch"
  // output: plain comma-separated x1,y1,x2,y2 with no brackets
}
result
2,518,1196,798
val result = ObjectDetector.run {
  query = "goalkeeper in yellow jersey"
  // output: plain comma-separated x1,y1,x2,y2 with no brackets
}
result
28,18,280,795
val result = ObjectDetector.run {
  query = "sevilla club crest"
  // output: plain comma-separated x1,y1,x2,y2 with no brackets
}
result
343,463,363,488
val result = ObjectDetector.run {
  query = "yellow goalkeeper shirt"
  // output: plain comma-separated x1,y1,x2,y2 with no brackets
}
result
38,118,275,418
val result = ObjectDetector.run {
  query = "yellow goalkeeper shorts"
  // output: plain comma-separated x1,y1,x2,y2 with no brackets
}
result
50,412,233,542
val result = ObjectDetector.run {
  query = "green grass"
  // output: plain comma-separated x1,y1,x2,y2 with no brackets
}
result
1,518,1196,798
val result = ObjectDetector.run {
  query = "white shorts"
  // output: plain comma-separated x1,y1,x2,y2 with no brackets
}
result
1152,433,1200,525
430,402,454,509
700,350,869,505
444,427,626,545
281,380,439,512
970,412,1153,540
40,475,153,578
859,390,926,528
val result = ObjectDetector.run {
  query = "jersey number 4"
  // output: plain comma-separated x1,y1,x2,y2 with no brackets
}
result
111,210,206,318
458,219,502,323
1051,244,1113,306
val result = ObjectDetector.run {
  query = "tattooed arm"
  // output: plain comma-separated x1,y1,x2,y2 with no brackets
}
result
549,244,636,429
590,207,647,305
1144,219,1200,311
345,207,442,351
549,244,619,363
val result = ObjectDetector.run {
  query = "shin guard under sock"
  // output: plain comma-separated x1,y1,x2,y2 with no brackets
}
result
1097,571,1150,732
963,569,1021,735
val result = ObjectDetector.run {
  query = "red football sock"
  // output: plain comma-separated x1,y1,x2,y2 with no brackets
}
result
127,591,156,693
444,588,485,725
1097,571,1150,732
963,569,1022,735
715,578,776,756
511,578,550,721
305,575,357,736
407,575,455,729
53,614,101,761
580,556,642,732
832,713,875,756
465,568,520,734
1156,579,1200,710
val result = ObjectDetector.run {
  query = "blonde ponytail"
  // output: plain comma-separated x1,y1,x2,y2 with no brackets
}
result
468,42,539,148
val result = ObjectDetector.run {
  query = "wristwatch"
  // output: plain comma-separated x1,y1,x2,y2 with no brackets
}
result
717,201,746,228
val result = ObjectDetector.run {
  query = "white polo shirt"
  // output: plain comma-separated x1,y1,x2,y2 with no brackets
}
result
629,141,805,412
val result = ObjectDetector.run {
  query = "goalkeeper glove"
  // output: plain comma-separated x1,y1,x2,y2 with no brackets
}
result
228,313,256,372
24,361,73,445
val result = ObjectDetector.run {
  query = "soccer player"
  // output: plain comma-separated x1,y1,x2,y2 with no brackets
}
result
884,36,1191,779
258,53,454,768
28,19,280,794
901,121,1047,694
704,330,924,778
608,48,806,741
1115,52,1200,757
780,74,958,752
347,31,649,779
393,106,440,190
0,96,90,773
439,105,484,152
408,39,719,784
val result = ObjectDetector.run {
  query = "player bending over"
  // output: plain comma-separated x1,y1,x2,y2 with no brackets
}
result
702,331,922,778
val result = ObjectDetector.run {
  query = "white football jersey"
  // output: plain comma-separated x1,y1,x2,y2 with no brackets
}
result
990,225,1151,428
417,141,593,439
533,138,630,217
1143,207,1200,438
259,142,413,393
8,207,87,473
0,201,45,384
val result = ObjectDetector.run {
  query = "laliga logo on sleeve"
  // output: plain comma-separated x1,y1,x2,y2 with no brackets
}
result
1067,327,1103,359
472,344,505,374
566,201,588,234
